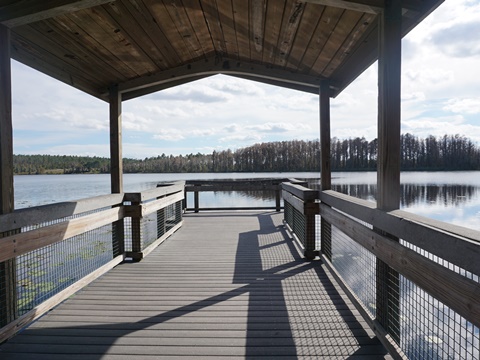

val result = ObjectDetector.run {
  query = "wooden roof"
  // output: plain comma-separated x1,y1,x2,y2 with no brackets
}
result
1,0,443,101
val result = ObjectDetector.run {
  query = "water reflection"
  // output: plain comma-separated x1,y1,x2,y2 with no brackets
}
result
331,183,479,209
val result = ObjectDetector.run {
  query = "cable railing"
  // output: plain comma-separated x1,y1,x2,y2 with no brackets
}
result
0,182,184,343
282,181,480,359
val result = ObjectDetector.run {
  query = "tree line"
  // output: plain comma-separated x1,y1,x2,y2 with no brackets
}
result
13,134,480,175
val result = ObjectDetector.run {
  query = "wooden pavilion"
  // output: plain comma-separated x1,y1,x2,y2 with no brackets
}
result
3,1,480,359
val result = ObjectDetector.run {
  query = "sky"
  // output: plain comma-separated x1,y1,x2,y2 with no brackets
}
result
10,0,480,159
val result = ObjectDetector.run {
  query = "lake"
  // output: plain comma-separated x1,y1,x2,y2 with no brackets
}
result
14,171,480,231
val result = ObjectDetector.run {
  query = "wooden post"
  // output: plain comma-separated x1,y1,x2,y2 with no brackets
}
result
376,0,402,344
194,191,199,213
275,189,281,212
0,24,17,327
109,84,123,194
319,80,332,260
109,85,124,257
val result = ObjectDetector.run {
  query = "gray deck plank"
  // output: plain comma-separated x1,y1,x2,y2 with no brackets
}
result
0,211,391,359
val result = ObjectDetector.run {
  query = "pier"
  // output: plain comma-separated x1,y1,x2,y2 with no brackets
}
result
1,1,479,358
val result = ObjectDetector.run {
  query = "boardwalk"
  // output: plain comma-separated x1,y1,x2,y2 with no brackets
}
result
0,211,391,359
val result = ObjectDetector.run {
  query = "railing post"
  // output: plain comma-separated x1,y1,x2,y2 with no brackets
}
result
194,190,199,213
275,189,281,212
130,200,143,261
0,24,17,328
304,213,316,260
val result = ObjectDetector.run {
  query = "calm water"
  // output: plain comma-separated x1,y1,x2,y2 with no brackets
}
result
13,171,480,230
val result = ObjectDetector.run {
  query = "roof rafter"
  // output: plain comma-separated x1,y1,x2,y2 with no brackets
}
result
115,56,332,101
0,0,114,28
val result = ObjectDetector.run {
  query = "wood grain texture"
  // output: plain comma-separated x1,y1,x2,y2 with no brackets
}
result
0,212,391,359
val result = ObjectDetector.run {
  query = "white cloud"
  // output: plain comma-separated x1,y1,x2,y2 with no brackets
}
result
443,98,480,115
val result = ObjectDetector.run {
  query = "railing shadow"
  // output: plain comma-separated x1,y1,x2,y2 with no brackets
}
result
0,212,388,359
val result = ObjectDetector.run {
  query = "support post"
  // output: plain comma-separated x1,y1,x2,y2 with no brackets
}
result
194,191,199,213
109,85,124,257
376,0,402,344
0,24,17,327
130,200,143,261
275,189,281,212
319,80,332,260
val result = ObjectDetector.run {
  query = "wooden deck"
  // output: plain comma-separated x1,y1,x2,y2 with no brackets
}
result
0,211,391,359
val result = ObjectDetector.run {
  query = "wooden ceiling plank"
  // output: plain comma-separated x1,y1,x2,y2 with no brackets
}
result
284,2,323,71
144,0,193,63
0,0,114,28
114,0,179,69
198,0,227,55
231,0,251,61
249,0,266,63
36,18,128,82
312,9,364,76
10,34,104,99
181,0,217,58
88,3,160,74
78,5,155,78
323,12,375,77
124,0,182,67
298,6,343,74
215,0,240,59
274,0,306,67
262,0,285,65
328,17,377,96
161,0,207,60
12,24,110,86
56,11,139,81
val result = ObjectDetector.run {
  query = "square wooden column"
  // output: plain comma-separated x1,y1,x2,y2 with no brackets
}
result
109,84,123,194
376,0,402,344
319,81,332,260
109,85,124,257
0,24,17,326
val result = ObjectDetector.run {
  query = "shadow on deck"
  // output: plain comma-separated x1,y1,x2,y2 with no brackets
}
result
0,211,391,359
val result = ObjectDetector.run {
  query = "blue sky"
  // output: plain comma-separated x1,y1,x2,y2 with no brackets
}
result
11,0,480,159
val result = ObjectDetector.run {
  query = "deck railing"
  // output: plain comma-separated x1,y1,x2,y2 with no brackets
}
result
184,178,303,212
282,181,480,360
0,182,184,342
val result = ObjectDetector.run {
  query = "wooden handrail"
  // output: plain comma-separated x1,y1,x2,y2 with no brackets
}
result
0,193,124,233
184,179,292,212
320,203,480,330
319,189,480,276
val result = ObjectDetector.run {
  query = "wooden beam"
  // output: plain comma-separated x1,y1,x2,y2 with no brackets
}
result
109,84,123,194
0,0,114,28
303,0,426,14
303,0,381,14
115,57,330,100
